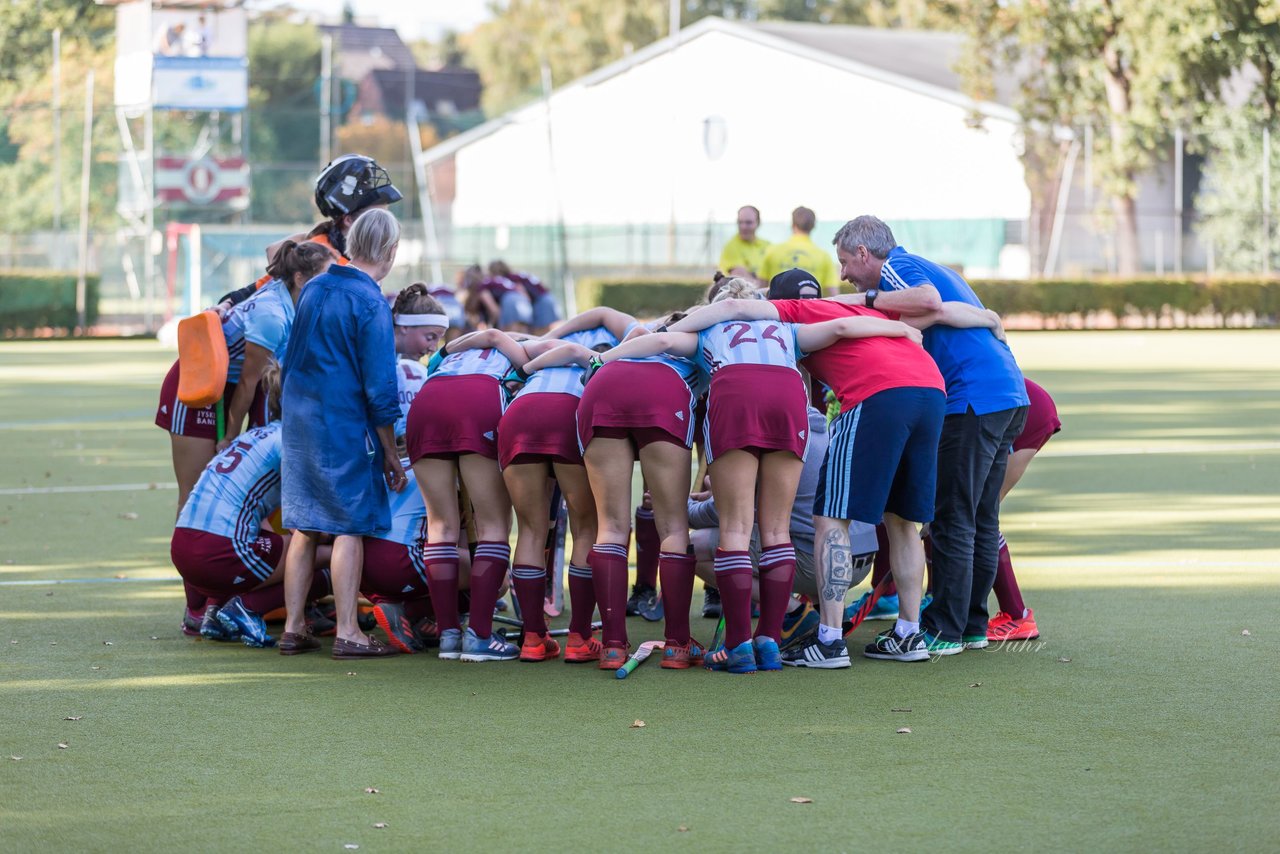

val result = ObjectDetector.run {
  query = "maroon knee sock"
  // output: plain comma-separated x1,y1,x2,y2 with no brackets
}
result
714,549,755,649
634,508,660,589
468,541,510,639
870,523,898,596
512,563,548,636
756,543,796,642
659,551,695,644
991,533,1026,617
423,543,461,631
567,563,596,638
589,543,630,647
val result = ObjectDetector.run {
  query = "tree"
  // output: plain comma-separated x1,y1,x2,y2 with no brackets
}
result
0,0,112,88
957,0,1227,275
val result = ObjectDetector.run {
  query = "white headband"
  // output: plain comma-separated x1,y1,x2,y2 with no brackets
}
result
395,313,449,328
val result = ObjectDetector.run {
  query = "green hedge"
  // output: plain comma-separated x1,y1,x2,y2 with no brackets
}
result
575,276,1280,325
0,271,100,334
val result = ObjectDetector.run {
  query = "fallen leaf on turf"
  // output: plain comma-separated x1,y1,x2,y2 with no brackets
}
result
344,846,359,850
50,642,56,646
969,682,982,688
364,787,379,794
63,716,82,721
57,743,68,749
90,666,101,671
114,574,127,579
630,720,645,728
1057,657,1071,663
1241,629,1251,636
677,825,689,832
789,797,813,804
102,641,113,646
346,671,358,677
118,512,139,521
150,636,158,640
373,823,387,829
9,640,16,645
148,483,159,490
897,728,912,734
891,707,912,712
45,591,53,597
9,756,22,761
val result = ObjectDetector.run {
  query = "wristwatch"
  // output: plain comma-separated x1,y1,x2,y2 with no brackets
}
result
865,288,879,309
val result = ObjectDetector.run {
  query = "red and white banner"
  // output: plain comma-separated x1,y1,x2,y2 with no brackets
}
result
156,156,249,207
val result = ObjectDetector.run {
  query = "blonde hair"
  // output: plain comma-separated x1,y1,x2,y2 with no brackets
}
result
346,208,400,265
261,358,283,422
708,276,763,304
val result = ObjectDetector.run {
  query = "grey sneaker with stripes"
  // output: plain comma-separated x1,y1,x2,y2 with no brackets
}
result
780,636,851,669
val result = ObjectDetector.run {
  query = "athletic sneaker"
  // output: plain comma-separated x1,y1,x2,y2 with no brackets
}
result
843,591,900,627
598,643,629,671
182,608,202,637
963,634,990,650
660,639,706,669
754,636,782,671
701,586,722,618
706,640,758,674
412,616,440,649
781,636,851,669
626,583,660,620
564,631,603,663
305,604,336,637
438,628,463,661
373,601,421,654
200,603,238,642
215,597,276,648
988,610,1014,630
460,627,518,662
922,630,963,656
519,633,561,662
780,601,820,650
920,593,933,612
864,629,930,662
988,609,1039,642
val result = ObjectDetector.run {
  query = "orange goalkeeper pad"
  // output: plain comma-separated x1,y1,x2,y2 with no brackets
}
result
176,310,229,407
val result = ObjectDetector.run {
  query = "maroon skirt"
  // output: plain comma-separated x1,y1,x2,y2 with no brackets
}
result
576,361,696,452
702,364,809,463
170,527,283,596
155,359,267,440
498,391,583,468
407,374,505,461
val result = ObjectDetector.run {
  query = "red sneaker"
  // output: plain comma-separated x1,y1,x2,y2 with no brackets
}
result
660,639,706,669
988,611,1015,630
564,631,602,663
519,633,561,662
598,643,629,671
988,609,1039,642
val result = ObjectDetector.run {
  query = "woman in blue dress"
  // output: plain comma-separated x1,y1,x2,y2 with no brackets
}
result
277,208,408,659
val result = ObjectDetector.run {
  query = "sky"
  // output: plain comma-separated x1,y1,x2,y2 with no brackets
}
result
257,0,494,41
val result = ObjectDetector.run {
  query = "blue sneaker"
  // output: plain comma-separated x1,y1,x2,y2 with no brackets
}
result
922,630,963,656
438,628,462,660
920,593,933,612
460,627,519,662
200,603,239,642
754,636,782,671
705,640,757,674
215,597,275,648
780,601,819,650
844,591,900,624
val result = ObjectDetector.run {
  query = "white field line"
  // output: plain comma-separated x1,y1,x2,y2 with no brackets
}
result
0,482,175,495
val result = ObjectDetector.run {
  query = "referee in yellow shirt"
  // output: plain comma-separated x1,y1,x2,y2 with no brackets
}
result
719,205,771,282
758,206,838,293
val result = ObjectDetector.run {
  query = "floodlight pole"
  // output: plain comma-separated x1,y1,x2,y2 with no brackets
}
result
76,71,94,335
321,34,333,167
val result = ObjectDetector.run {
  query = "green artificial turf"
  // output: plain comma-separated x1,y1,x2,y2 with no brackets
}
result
2,333,1278,852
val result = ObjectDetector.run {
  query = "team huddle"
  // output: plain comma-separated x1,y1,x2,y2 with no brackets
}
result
159,154,1059,674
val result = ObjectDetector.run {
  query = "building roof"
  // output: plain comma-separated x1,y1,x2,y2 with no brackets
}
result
361,67,483,119
318,23,417,81
418,16,1019,166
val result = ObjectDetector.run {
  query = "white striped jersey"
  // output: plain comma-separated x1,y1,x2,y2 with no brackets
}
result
515,326,620,400
220,302,250,385
376,460,427,547
177,422,282,542
430,346,513,381
237,279,296,367
394,357,429,438
697,319,802,377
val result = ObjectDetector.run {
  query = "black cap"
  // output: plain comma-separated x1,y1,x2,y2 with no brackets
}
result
768,268,821,300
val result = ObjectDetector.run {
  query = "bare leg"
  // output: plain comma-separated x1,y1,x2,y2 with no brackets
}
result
882,512,923,622
813,515,853,631
283,530,318,636
170,433,215,518
331,534,368,644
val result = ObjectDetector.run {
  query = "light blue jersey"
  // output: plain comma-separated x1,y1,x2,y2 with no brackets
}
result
177,422,282,543
376,461,428,549
220,303,249,385
394,357,429,439
516,326,620,400
430,347,512,381
698,319,802,377
239,279,296,366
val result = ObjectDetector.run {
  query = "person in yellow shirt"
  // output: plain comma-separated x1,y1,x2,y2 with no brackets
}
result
758,206,838,293
718,206,771,282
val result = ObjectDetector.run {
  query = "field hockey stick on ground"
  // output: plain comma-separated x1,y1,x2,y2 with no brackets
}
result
843,573,894,638
616,640,665,679
709,614,725,652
